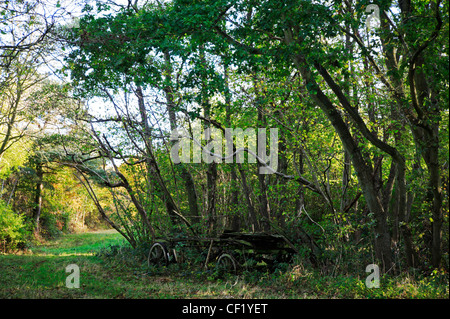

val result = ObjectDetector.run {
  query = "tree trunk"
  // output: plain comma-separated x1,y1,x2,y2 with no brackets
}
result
257,172,270,231
74,171,138,248
276,124,288,228
206,161,217,233
135,86,181,228
33,163,44,233
224,63,241,231
163,51,200,225
238,164,259,231
202,100,217,234
256,96,271,232
387,0,443,268
340,150,351,214
291,52,393,272
423,131,443,267
228,167,241,231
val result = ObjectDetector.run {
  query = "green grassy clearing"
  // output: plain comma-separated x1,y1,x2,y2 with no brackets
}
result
0,230,448,299
30,229,126,256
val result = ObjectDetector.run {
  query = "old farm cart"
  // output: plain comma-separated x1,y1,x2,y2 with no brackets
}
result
147,231,297,274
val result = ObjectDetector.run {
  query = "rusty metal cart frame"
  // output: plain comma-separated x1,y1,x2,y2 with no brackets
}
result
147,231,298,274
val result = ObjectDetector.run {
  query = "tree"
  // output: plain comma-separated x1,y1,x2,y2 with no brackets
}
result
151,0,447,270
60,0,448,271
1,0,60,83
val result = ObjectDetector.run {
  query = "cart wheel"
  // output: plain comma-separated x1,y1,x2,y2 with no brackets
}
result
216,253,237,275
148,242,169,267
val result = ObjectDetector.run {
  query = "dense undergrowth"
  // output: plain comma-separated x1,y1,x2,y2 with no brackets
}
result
1,230,447,299
97,237,449,299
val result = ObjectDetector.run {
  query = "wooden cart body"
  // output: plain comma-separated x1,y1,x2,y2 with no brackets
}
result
147,231,297,274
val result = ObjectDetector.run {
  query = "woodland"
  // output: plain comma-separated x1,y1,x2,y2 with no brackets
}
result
0,0,449,298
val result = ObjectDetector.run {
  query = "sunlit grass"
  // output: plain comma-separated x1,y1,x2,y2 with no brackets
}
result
30,229,125,256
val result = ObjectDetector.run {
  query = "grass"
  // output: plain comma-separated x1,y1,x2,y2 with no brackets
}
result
30,229,125,256
0,229,129,298
0,230,448,299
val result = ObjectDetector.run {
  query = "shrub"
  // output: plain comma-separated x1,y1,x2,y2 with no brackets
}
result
39,211,63,239
0,200,29,252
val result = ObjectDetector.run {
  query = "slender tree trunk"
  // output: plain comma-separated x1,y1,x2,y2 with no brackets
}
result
340,27,353,216
74,171,138,248
238,164,259,231
423,131,443,267
256,95,271,232
135,86,180,228
33,162,43,232
294,149,305,215
388,0,443,268
291,52,393,271
203,109,218,233
340,150,351,214
396,160,417,268
228,167,241,231
206,161,217,233
276,124,288,228
257,172,270,231
163,51,200,225
224,63,241,231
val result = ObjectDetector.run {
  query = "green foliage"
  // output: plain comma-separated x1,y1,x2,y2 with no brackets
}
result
0,138,31,179
38,211,65,239
2,1,447,300
0,200,30,252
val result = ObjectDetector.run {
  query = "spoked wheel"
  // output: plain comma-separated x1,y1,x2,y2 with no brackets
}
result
216,253,238,276
148,242,169,267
